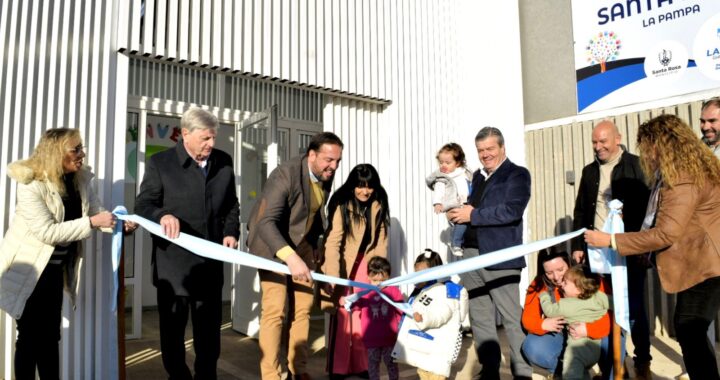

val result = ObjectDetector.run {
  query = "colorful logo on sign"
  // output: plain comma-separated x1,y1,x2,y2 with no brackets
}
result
586,31,621,73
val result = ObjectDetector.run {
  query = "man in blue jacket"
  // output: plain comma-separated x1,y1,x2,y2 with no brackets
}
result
448,126,532,380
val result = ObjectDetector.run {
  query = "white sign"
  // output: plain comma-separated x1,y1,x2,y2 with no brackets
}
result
572,1,720,113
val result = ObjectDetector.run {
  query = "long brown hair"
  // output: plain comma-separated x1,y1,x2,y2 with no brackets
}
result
25,128,83,195
637,114,720,188
529,248,570,293
326,164,390,252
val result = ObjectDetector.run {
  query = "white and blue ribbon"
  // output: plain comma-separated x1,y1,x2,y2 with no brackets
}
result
110,206,127,312
382,228,585,287
109,206,127,380
110,211,586,316
587,199,630,332
110,212,411,314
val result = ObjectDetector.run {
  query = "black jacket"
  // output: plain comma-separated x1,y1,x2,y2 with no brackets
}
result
136,141,240,296
572,150,649,252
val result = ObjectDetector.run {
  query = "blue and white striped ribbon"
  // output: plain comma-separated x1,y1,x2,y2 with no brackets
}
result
110,210,586,317
587,199,630,332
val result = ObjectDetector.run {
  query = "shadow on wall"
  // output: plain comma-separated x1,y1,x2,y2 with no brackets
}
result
388,218,407,281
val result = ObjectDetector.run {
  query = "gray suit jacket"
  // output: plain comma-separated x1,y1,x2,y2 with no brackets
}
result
247,155,331,266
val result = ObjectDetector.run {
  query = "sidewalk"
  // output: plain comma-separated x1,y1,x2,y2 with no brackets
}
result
125,305,709,379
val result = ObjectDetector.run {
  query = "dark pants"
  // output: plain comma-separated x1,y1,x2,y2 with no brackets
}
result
15,263,64,380
460,248,532,379
627,264,652,365
157,283,223,380
674,276,720,380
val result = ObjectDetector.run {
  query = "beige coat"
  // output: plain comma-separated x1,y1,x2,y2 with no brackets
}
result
320,201,388,309
0,160,106,319
616,175,720,294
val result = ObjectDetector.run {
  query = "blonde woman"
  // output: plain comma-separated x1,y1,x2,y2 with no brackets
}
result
585,114,720,380
0,128,133,379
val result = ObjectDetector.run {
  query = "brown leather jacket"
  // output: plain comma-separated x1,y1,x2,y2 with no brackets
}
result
616,174,720,293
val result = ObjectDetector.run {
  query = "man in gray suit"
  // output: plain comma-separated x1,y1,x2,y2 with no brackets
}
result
248,132,343,380
136,108,240,380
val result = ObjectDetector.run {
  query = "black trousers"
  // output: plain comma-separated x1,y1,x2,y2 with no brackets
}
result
157,283,222,380
674,275,720,380
15,263,64,380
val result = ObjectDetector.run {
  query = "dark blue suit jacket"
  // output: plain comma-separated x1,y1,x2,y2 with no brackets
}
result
468,159,531,270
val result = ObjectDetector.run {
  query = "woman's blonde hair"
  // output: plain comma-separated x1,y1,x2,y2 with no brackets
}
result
26,128,82,195
637,114,720,188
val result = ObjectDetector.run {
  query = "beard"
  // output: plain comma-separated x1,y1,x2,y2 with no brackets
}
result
702,134,719,147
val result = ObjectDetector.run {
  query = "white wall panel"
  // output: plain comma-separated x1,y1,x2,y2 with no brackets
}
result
116,0,423,102
322,0,468,287
0,0,126,378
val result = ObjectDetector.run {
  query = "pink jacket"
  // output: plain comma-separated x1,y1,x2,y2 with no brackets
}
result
354,286,404,348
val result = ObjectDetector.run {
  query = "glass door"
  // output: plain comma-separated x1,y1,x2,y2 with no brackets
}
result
232,105,280,336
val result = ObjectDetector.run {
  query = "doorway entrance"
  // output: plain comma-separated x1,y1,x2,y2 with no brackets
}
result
123,101,323,341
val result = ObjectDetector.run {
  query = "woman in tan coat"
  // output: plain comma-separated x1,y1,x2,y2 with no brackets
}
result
0,128,135,379
321,163,390,379
585,114,720,380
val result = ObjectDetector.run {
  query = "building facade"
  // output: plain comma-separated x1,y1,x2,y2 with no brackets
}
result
0,1,527,378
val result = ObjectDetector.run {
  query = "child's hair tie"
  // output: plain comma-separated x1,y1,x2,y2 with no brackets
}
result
423,248,435,258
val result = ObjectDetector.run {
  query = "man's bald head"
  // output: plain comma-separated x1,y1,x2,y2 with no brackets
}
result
592,120,622,163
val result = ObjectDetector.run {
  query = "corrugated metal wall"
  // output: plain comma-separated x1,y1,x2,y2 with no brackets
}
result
525,99,709,338
0,0,125,378
118,0,401,101
320,0,460,280
128,57,326,123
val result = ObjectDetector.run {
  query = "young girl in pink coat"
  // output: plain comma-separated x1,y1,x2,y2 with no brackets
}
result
351,256,404,380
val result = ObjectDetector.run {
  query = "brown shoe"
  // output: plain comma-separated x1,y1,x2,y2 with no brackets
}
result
634,361,652,380
293,374,312,380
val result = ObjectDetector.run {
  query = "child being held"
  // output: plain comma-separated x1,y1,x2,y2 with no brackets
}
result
392,249,469,379
540,265,610,380
425,143,472,256
350,256,404,380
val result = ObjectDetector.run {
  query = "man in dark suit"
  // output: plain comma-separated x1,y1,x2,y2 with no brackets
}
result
247,132,343,380
135,108,240,380
571,120,651,379
448,127,532,380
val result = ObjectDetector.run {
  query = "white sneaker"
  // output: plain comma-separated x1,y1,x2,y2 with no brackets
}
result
452,247,464,256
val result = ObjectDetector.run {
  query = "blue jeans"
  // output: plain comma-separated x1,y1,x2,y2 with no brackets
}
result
451,223,466,248
522,332,564,374
522,330,625,379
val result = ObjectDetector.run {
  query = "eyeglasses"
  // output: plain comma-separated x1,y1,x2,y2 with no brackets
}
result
68,145,85,154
